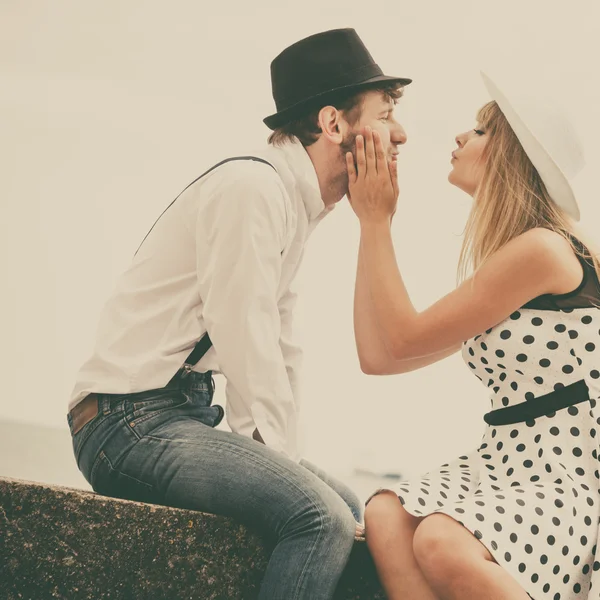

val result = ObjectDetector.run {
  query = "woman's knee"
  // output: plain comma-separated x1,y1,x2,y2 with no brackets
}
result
413,513,466,578
365,490,407,524
364,490,421,543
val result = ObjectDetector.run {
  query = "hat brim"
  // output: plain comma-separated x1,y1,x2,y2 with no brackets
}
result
480,71,580,221
263,74,412,130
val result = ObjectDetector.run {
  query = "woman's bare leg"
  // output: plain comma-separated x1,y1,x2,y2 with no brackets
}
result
413,513,531,600
365,490,439,600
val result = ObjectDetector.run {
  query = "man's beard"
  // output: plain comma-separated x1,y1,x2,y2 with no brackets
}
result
337,129,359,195
340,129,359,166
340,129,394,167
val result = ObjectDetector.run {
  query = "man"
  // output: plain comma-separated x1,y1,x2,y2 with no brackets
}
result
67,28,410,599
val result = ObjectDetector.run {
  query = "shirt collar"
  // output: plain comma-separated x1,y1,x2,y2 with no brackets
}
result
272,138,333,222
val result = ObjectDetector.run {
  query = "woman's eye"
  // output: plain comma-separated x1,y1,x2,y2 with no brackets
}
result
474,129,485,135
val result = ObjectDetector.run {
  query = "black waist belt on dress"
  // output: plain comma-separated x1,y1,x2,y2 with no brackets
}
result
483,379,590,426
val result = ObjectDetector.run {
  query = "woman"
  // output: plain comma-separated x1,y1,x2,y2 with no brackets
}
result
346,71,600,600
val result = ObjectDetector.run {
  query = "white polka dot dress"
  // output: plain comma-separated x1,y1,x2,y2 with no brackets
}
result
384,242,600,600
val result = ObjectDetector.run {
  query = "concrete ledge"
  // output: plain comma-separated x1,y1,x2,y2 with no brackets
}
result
1,476,385,599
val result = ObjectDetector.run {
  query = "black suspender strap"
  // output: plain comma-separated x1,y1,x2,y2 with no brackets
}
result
134,156,276,257
133,156,277,377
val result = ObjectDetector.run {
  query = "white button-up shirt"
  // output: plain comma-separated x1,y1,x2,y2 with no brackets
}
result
69,138,332,461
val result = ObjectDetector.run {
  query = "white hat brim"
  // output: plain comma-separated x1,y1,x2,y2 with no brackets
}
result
480,71,580,221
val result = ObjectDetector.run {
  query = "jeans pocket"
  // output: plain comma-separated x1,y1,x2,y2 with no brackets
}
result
69,406,108,468
127,389,190,424
90,450,156,504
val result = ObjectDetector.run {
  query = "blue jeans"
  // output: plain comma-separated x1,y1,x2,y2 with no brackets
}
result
68,370,363,600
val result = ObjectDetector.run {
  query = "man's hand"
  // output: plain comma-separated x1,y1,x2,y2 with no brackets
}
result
252,428,265,444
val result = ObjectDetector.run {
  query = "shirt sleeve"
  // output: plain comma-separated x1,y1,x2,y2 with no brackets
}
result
194,163,300,460
278,284,303,413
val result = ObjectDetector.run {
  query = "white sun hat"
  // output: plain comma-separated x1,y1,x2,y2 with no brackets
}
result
480,70,585,221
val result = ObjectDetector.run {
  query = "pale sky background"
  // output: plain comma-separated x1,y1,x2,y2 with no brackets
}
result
1,0,599,491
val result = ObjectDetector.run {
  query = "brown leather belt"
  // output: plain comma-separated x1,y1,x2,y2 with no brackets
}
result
69,394,99,435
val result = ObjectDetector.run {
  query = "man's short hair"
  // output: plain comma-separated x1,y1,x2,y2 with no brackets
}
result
268,83,404,147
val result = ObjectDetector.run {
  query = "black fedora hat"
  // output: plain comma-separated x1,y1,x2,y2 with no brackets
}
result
263,28,412,130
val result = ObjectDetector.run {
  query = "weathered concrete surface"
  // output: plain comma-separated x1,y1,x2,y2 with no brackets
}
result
0,476,385,599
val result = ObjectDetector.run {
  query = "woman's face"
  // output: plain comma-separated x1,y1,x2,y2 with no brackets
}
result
448,126,489,196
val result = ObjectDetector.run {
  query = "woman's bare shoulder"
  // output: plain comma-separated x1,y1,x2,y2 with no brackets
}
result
516,228,583,295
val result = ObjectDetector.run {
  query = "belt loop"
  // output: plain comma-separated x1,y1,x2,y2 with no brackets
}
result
101,394,111,415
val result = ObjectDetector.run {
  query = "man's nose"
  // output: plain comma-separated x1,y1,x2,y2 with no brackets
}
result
392,122,407,145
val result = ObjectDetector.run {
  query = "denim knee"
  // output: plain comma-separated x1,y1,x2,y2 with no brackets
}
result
345,492,364,523
283,488,355,546
317,494,358,544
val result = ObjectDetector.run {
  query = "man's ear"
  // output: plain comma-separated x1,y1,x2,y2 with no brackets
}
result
318,106,346,145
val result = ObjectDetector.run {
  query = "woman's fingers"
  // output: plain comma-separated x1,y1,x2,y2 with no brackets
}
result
373,130,388,174
350,127,396,190
346,152,357,185
390,158,399,198
356,134,366,175
364,127,376,174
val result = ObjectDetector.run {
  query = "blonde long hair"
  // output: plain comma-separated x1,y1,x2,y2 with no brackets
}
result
457,100,600,299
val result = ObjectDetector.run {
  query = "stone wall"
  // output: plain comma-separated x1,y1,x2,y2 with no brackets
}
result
1,476,385,599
